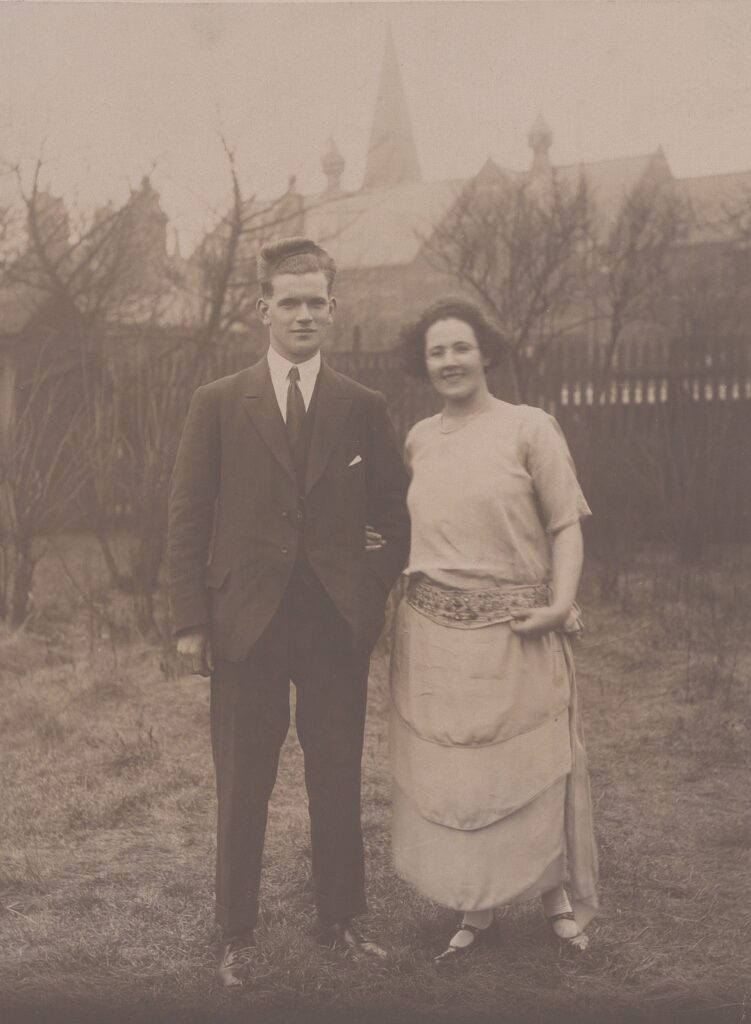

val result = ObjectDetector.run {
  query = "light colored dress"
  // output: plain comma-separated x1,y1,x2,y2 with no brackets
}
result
389,398,599,927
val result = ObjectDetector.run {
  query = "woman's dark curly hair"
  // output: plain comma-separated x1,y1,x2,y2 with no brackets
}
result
401,298,508,379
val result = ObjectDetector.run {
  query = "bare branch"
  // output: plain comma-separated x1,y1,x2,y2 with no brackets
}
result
596,174,688,367
421,167,592,399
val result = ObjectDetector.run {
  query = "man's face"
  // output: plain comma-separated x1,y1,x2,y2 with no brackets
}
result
257,271,336,363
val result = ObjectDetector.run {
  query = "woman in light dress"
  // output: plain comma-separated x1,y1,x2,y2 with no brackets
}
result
390,299,598,962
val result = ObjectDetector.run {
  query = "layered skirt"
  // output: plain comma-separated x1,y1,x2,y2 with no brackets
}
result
389,596,599,928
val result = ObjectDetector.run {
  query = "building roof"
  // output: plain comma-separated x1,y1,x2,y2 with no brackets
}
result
557,150,669,230
4,29,751,351
302,178,463,270
276,147,685,270
192,36,751,281
675,169,751,244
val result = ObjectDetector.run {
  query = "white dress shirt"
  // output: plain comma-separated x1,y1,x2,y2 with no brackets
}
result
266,347,321,423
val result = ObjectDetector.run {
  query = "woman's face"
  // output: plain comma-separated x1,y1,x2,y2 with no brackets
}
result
424,318,489,402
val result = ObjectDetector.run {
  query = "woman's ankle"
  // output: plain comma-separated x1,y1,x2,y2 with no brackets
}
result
461,908,494,930
541,885,572,919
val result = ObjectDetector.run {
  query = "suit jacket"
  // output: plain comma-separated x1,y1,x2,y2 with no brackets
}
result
167,357,410,661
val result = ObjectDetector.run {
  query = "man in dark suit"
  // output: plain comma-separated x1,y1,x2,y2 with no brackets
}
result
168,237,410,987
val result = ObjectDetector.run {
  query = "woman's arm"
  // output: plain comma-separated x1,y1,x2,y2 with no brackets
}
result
509,521,583,638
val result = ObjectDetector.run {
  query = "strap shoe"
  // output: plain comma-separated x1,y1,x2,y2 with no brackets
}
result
547,911,590,951
433,918,500,965
217,932,255,988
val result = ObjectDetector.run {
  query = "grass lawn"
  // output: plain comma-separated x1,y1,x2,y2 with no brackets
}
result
1,538,750,1024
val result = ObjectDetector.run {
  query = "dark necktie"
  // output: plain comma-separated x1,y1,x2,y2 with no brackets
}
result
285,365,306,477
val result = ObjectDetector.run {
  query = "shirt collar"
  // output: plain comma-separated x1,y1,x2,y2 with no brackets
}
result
266,345,321,388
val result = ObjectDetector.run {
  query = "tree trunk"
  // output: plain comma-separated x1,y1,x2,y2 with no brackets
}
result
93,527,134,592
9,541,35,625
133,587,155,636
130,521,166,635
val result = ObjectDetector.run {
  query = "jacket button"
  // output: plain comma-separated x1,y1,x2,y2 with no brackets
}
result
281,546,289,555
281,509,288,518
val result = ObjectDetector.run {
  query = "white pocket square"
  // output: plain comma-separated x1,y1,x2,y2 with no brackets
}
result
348,455,362,467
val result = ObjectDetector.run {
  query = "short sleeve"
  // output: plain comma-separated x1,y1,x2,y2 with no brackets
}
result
524,408,591,534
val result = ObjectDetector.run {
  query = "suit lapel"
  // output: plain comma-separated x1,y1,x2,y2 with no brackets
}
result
241,359,296,483
305,363,353,495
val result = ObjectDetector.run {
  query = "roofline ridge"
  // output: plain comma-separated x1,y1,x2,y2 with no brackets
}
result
674,166,751,184
555,150,662,171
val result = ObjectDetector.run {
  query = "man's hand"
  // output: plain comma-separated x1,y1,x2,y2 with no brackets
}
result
509,606,569,639
365,524,386,552
176,628,213,677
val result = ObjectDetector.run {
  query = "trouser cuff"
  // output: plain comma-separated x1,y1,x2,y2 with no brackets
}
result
315,895,368,927
216,900,258,937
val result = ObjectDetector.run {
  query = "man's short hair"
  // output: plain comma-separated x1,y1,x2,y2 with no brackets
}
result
257,237,337,297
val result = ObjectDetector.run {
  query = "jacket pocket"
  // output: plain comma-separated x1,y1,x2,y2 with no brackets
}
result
204,564,230,589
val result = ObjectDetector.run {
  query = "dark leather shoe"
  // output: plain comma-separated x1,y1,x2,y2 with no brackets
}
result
433,919,500,965
319,921,389,960
217,933,255,988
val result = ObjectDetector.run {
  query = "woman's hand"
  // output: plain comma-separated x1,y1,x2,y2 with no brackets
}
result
365,524,386,551
510,522,584,639
509,605,569,639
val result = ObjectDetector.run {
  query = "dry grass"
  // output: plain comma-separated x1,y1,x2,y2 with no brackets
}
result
1,538,750,1024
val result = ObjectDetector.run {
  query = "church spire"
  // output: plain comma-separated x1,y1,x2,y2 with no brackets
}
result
362,28,421,191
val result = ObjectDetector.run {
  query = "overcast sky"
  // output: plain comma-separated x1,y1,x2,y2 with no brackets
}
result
3,1,751,247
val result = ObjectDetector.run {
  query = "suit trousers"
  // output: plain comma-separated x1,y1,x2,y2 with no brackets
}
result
210,566,370,936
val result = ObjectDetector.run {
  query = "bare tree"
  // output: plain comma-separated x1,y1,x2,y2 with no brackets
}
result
588,229,751,584
77,147,321,633
0,345,86,624
421,166,592,400
72,147,252,633
722,177,751,246
2,143,363,632
0,163,98,623
595,173,687,367
191,156,295,344
661,245,750,561
1,160,180,623
573,173,689,591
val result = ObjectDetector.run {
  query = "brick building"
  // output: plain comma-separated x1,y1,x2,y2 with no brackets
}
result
230,29,751,354
3,29,751,366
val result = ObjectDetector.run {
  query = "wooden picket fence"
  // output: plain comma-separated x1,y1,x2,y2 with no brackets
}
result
332,338,751,546
23,331,748,546
201,334,750,545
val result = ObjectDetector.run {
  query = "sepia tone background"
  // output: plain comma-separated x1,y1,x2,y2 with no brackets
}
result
1,3,749,1023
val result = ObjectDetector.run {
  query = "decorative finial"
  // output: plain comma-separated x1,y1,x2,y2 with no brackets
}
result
322,136,345,194
528,113,553,174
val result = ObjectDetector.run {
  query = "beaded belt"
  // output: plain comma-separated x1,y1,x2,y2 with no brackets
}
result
405,576,551,629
